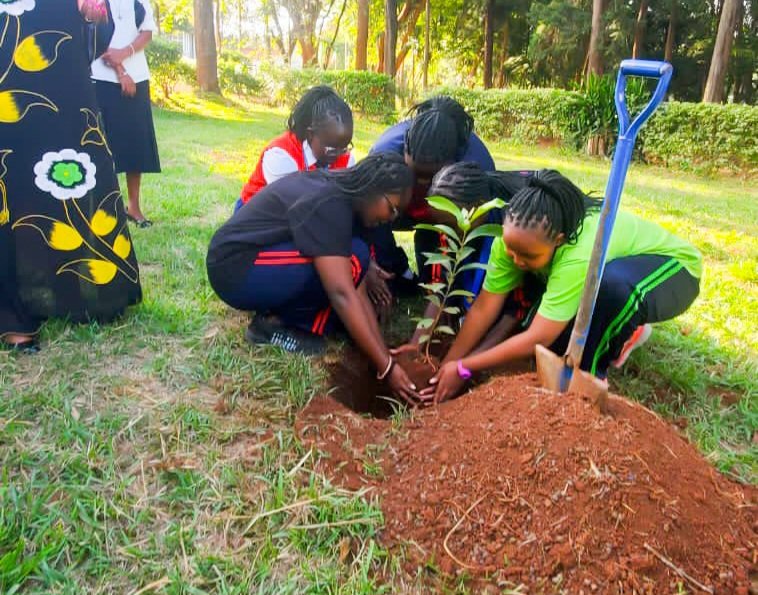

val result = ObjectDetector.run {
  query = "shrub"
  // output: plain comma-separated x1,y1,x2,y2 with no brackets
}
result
436,85,758,174
637,102,758,174
218,51,264,97
435,86,577,142
146,37,194,98
263,68,396,119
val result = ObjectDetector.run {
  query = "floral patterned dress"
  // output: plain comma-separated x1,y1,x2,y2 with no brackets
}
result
0,0,141,338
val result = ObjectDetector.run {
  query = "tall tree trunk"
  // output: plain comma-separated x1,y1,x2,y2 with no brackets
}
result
483,0,495,88
214,0,223,52
586,0,605,76
377,32,385,73
194,0,220,93
703,0,740,102
299,38,317,65
632,0,648,58
356,0,369,70
664,0,677,62
395,2,426,72
422,0,430,89
496,19,509,87
384,0,398,77
154,2,162,34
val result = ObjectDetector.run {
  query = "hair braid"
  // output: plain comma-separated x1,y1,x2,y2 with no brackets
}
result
287,85,353,141
505,169,600,244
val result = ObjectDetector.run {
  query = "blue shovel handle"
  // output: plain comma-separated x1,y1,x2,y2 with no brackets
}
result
562,60,673,384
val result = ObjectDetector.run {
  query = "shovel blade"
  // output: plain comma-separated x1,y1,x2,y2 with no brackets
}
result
535,344,568,393
568,368,609,413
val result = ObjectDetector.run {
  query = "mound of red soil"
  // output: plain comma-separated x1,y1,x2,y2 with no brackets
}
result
297,373,757,593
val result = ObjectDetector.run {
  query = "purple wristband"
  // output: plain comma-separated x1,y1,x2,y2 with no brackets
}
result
457,360,472,380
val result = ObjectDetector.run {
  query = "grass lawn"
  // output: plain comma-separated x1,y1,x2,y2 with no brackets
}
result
1,94,755,594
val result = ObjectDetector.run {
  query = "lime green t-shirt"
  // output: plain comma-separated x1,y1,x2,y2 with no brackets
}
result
483,210,703,322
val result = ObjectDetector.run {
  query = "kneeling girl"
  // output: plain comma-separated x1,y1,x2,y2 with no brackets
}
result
423,168,702,403
207,153,418,403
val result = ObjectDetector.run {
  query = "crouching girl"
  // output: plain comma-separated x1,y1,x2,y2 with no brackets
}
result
422,169,702,403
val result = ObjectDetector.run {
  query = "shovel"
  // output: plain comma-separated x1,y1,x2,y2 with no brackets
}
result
535,59,673,411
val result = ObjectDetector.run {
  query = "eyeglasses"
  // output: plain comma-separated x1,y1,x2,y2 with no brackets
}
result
383,194,399,221
323,142,353,159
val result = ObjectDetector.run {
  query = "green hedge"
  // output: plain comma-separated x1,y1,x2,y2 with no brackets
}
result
218,50,264,97
145,38,194,98
639,102,758,173
262,68,396,119
437,86,757,174
436,86,577,142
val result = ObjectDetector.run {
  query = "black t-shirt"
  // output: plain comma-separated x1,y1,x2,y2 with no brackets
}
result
207,171,354,295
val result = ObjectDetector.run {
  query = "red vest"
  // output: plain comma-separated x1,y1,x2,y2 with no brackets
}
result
240,131,352,204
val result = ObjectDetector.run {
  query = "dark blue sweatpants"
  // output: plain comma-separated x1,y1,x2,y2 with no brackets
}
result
219,239,370,336
500,254,700,377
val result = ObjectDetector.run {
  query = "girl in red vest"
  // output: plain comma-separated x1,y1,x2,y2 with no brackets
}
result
234,86,354,211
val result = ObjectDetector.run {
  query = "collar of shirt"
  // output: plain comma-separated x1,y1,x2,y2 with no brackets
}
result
303,140,323,169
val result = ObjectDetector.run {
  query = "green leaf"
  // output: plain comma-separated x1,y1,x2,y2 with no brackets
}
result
466,223,504,242
415,318,434,330
427,195,464,228
414,223,461,244
458,262,491,273
449,289,476,298
418,334,431,344
471,198,506,223
443,306,461,315
435,325,457,336
427,294,441,307
422,253,453,270
419,282,445,293
455,246,476,263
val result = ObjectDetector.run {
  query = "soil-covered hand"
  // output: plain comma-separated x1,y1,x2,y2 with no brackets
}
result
365,261,394,308
420,360,465,405
387,362,420,406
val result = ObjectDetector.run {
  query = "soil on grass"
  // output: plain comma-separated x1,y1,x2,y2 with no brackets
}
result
297,373,757,593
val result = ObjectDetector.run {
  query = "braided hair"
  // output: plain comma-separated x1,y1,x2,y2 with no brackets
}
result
287,85,353,141
404,96,474,165
505,169,600,245
429,162,534,207
328,152,413,204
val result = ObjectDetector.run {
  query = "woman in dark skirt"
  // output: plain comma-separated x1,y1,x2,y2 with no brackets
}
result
91,0,160,228
0,0,142,351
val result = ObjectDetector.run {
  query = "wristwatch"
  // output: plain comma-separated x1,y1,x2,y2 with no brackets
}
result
456,360,472,380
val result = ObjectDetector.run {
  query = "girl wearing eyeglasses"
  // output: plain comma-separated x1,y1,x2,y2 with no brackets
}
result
207,153,421,404
234,86,354,212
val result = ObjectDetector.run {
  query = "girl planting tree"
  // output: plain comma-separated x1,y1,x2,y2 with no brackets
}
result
206,153,420,404
420,168,702,404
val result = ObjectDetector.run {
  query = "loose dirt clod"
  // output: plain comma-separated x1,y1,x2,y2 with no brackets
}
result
296,373,757,593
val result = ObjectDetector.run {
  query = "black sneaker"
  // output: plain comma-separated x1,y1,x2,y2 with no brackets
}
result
245,318,326,356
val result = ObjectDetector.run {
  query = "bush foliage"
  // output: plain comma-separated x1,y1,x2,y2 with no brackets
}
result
263,68,396,119
218,51,264,97
145,38,193,98
439,84,757,174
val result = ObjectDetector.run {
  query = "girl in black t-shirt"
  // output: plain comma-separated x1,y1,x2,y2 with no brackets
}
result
207,153,419,403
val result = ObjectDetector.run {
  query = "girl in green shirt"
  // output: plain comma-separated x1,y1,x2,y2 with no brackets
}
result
421,165,702,404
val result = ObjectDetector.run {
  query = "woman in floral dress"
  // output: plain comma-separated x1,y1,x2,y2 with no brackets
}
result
0,0,141,351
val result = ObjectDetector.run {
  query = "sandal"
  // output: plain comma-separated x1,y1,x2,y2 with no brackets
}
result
126,214,153,228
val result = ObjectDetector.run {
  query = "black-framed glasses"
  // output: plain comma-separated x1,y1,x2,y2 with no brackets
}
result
323,142,353,159
383,194,399,221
